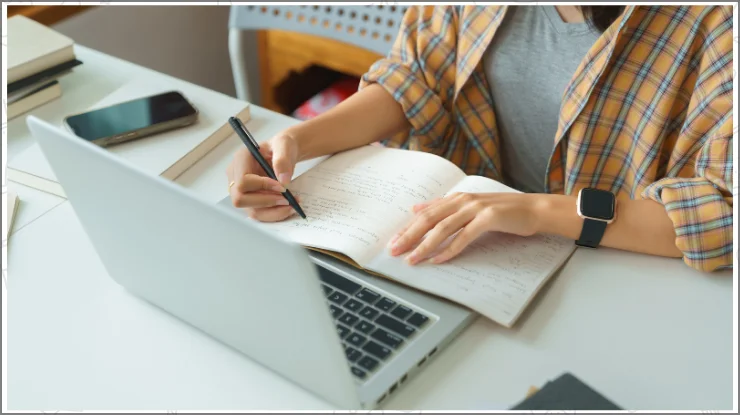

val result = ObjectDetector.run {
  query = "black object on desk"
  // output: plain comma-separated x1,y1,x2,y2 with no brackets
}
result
8,58,83,94
511,373,622,410
227,116,307,219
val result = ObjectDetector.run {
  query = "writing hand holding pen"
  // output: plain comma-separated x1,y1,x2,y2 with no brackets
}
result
226,118,307,221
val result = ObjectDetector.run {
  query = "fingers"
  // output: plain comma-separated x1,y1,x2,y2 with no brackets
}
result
411,199,438,213
388,199,438,245
270,135,298,186
247,206,298,222
231,146,266,182
405,209,475,265
233,191,291,209
227,132,300,224
429,215,490,264
389,198,460,256
244,145,274,177
235,174,285,194
230,175,285,209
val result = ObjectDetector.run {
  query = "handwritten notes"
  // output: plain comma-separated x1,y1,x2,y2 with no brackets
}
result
263,146,466,263
260,145,576,327
370,231,575,327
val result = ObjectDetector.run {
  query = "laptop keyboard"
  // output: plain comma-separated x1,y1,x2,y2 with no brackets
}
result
317,267,432,381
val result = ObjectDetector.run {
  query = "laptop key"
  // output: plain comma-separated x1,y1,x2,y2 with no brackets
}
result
359,306,379,320
407,312,430,328
362,340,391,360
376,314,416,338
322,284,333,296
371,328,403,349
318,268,362,294
376,297,396,312
358,355,379,372
355,288,381,304
351,366,367,379
328,291,349,305
344,299,364,312
345,347,362,362
336,324,351,339
390,304,413,320
355,320,375,334
338,313,359,327
329,304,343,319
346,332,367,347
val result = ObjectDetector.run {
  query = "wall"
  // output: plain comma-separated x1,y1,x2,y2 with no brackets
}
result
53,5,240,97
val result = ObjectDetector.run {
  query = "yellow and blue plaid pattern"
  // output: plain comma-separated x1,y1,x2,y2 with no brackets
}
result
360,5,734,271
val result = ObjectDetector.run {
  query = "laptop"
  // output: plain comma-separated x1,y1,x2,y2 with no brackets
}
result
27,115,475,409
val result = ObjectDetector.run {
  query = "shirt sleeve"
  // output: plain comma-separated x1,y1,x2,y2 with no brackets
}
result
641,8,734,272
358,6,458,149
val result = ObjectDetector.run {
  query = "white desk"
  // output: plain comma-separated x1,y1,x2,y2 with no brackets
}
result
6,46,734,411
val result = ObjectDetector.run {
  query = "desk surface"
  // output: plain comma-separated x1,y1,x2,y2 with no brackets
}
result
5,46,734,411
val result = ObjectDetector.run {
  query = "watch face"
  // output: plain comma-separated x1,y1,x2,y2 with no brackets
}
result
579,188,615,220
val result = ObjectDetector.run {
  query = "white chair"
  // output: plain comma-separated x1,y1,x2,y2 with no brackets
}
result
228,4,407,103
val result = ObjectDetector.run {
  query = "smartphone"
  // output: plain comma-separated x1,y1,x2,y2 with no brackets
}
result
64,91,199,147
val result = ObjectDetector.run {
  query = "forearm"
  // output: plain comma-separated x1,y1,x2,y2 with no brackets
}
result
535,194,683,258
287,84,410,161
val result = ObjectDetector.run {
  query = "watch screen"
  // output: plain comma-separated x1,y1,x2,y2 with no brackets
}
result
580,189,615,220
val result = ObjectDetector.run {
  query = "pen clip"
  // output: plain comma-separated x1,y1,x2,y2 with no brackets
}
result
235,117,260,149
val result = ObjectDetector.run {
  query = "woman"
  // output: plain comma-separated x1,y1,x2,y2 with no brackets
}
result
227,5,733,272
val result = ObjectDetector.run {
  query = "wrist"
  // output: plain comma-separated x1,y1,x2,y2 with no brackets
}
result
283,125,313,162
531,193,583,239
286,117,341,162
529,193,552,234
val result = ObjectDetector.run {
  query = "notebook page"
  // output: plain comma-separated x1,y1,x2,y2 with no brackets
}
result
261,146,467,264
366,175,576,327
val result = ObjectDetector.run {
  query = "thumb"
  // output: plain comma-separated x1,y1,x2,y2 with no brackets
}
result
271,136,296,186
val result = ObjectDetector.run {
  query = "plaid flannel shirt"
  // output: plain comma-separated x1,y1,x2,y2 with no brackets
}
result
360,5,734,272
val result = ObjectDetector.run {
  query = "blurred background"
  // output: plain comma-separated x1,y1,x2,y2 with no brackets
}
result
8,4,404,121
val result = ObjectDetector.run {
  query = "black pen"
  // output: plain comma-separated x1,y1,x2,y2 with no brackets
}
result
228,116,307,220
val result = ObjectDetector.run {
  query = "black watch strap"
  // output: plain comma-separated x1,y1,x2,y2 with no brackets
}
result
576,219,607,248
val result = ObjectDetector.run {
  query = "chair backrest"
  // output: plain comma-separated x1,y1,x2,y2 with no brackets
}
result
228,4,408,56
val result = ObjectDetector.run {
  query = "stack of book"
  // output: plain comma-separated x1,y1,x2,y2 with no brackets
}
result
7,15,83,120
7,76,251,198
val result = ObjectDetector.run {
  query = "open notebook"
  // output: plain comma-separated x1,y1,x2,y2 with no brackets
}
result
260,145,576,327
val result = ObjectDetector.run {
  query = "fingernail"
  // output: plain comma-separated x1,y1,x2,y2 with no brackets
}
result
278,173,291,185
430,255,444,264
270,183,286,193
275,199,290,206
406,253,418,265
390,241,403,255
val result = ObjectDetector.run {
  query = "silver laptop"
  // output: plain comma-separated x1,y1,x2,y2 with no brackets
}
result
27,115,475,409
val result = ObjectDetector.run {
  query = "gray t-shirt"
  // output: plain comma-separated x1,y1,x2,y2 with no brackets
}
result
483,6,600,193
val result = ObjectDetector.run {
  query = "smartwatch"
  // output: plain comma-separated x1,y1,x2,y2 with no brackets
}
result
576,188,616,248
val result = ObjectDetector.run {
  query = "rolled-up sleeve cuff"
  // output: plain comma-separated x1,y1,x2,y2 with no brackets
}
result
642,177,733,271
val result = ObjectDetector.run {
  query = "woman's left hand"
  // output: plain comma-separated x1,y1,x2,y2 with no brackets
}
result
387,192,546,265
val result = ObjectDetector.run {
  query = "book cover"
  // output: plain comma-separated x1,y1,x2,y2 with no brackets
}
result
7,81,62,120
8,15,76,83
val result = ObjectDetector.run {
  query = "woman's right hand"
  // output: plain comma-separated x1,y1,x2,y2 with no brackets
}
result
226,132,300,222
